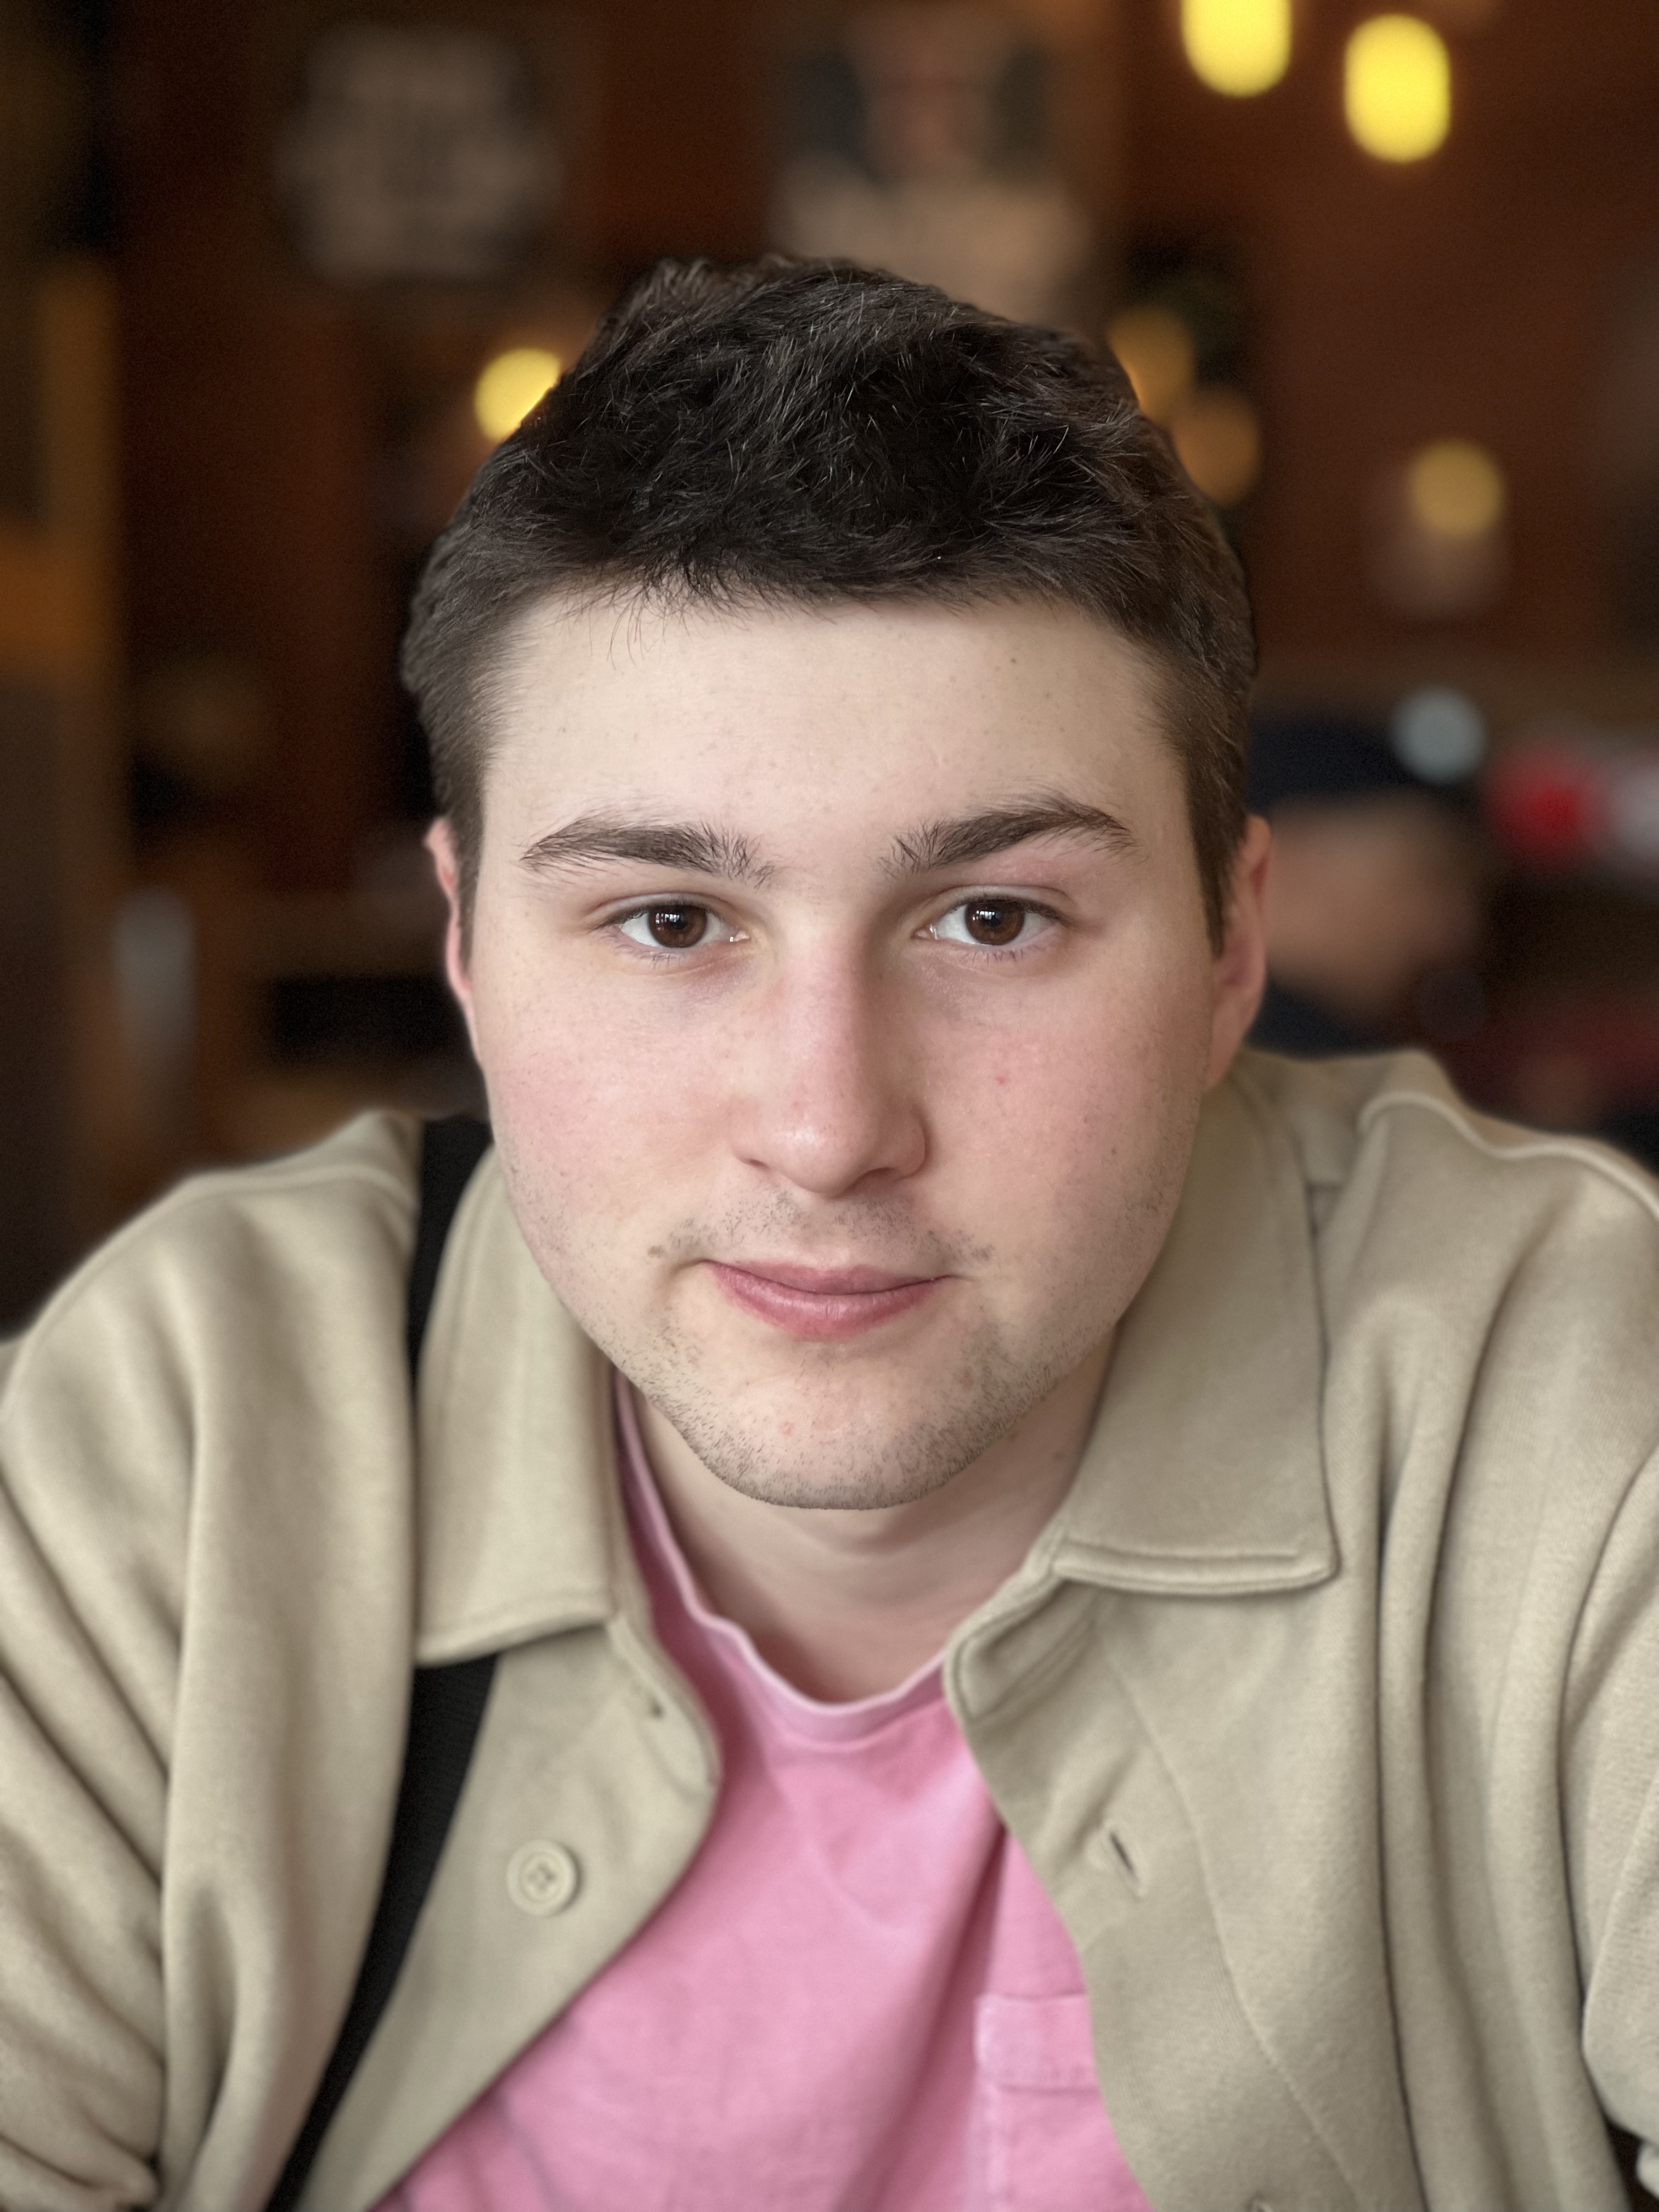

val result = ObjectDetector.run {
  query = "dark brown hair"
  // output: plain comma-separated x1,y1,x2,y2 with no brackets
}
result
401,256,1256,944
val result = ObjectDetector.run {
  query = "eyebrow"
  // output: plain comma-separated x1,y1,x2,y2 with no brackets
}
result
518,793,1136,889
520,812,774,885
888,797,1138,877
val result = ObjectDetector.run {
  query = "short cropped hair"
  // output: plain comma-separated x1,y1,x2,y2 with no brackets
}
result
401,256,1256,946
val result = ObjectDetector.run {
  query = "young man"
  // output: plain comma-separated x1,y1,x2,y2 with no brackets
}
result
3,259,1657,2212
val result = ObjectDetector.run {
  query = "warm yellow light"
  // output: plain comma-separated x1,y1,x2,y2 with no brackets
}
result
1345,15,1451,161
1406,438,1505,538
1171,387,1263,506
1105,306,1197,425
1181,0,1291,97
474,347,562,442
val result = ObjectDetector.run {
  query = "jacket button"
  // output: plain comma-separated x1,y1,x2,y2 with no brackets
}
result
506,1839,581,1917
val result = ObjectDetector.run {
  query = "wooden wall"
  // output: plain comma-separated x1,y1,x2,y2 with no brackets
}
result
119,1,392,892
113,0,795,896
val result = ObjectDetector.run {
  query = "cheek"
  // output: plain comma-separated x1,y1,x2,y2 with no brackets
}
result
935,943,1213,1253
468,949,724,1238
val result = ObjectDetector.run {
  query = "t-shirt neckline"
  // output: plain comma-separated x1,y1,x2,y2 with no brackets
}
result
613,1371,947,1745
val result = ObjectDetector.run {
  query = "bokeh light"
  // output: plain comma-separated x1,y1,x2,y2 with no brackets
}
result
1345,16,1452,162
1406,438,1505,538
1390,686,1487,781
1105,304,1197,424
1180,0,1291,98
1171,386,1263,505
474,346,562,442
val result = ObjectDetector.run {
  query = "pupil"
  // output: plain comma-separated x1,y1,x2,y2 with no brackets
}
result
648,905,706,949
966,901,1023,946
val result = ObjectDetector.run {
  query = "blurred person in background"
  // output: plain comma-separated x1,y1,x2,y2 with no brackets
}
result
772,2,1093,324
4,261,1659,2212
1249,715,1491,1058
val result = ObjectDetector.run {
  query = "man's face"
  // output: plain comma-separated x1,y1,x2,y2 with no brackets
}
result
435,598,1265,1509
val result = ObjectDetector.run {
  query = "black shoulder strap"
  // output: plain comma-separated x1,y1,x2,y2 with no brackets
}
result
266,1115,497,2212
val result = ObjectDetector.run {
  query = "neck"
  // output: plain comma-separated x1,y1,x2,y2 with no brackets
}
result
634,1344,1111,1702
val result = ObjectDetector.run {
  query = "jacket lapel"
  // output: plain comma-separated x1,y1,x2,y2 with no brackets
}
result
411,1161,622,1661
1051,1063,1336,1595
297,1624,719,2212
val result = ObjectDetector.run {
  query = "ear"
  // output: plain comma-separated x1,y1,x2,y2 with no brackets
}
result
425,818,481,1057
1204,814,1272,1088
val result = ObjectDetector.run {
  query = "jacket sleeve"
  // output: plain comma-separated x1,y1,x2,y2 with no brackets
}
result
1566,1443,1659,2202
0,1270,190,2212
0,1119,422,2212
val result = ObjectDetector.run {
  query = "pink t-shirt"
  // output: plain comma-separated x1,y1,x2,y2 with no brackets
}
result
377,1384,1151,2212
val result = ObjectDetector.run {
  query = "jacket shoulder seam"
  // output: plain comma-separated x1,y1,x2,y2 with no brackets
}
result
1358,1087,1659,1224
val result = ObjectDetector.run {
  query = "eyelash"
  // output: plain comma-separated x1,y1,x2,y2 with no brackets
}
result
605,895,1065,962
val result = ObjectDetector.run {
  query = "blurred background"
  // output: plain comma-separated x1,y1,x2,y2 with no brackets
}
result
3,0,1658,1323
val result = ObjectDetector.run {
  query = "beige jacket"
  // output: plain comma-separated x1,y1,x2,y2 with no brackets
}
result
4,1049,1659,2212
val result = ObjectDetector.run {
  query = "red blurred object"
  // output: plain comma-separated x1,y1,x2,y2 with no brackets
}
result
1483,740,1608,869
1446,990,1659,1136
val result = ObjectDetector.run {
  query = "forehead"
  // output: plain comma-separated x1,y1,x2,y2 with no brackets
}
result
487,595,1182,837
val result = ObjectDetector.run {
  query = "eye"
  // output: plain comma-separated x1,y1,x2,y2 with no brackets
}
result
615,902,738,952
929,898,1049,950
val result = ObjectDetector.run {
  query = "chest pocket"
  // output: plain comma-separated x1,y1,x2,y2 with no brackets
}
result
968,1993,1152,2212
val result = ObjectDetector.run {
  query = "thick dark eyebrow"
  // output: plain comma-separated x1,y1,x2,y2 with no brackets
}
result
520,812,774,886
888,798,1138,878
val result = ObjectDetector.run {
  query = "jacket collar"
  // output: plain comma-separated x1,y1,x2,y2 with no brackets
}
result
413,1057,1335,1661
413,1161,620,1662
1045,1059,1336,1595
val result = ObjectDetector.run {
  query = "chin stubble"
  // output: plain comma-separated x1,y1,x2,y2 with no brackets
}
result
607,1300,1091,1511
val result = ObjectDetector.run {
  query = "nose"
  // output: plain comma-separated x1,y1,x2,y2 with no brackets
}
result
728,945,927,1200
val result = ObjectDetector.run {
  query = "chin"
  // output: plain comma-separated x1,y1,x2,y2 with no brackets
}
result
691,1444,967,1514
623,1328,1068,1512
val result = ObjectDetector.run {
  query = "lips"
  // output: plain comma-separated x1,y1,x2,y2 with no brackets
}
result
705,1259,944,1342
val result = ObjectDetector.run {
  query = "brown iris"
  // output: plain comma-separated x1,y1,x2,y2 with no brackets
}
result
962,900,1026,946
644,904,708,949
